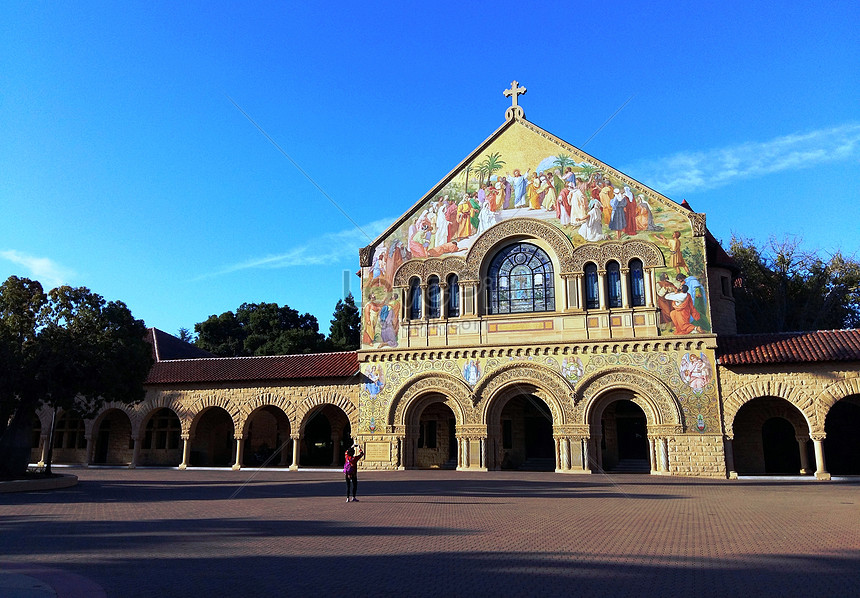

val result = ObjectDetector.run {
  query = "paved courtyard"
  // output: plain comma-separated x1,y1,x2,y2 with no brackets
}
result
1,469,859,597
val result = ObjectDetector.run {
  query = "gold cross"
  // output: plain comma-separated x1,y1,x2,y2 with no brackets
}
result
503,80,526,108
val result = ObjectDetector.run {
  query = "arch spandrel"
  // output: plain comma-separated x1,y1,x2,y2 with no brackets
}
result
87,402,136,436
296,391,358,433
575,366,684,431
238,395,296,437
388,372,474,428
474,362,575,426
815,375,860,424
571,240,665,271
463,217,576,279
722,379,816,437
392,256,466,288
187,398,242,437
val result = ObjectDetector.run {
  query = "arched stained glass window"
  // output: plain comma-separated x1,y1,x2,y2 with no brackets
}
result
487,242,555,314
607,261,622,308
447,274,459,317
427,276,441,319
629,259,646,307
409,277,422,320
584,263,599,309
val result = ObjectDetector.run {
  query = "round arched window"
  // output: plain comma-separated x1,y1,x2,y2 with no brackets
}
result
487,242,555,314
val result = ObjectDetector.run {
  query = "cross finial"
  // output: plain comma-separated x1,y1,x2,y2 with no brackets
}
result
503,81,526,120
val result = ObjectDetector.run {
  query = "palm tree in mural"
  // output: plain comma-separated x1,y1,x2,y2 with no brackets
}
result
553,153,576,174
473,160,489,189
475,151,506,188
463,164,473,194
578,162,601,182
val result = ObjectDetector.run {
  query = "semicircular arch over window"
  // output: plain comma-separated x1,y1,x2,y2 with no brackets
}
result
487,242,555,314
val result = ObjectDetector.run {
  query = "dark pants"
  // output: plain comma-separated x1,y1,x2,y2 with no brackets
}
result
345,473,357,498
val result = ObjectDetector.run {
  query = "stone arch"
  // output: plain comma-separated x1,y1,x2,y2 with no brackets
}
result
296,391,358,433
474,362,574,426
816,375,860,427
392,255,466,288
722,379,815,437
571,240,665,271
86,402,136,437
576,367,684,430
138,392,191,437
187,397,242,438
237,393,297,436
462,217,576,280
388,372,473,428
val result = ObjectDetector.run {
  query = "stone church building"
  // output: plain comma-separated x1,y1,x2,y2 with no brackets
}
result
31,85,860,479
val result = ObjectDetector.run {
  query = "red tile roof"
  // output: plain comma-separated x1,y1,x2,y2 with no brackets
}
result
145,351,359,384
717,330,860,365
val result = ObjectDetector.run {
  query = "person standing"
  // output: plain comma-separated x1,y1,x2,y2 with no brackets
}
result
344,444,365,502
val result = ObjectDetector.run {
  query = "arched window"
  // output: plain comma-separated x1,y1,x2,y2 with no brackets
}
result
487,242,555,314
607,261,622,308
427,275,441,319
629,259,646,307
584,263,599,309
447,274,459,317
409,277,422,319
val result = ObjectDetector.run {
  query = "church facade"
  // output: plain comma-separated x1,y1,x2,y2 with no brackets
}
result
30,86,860,479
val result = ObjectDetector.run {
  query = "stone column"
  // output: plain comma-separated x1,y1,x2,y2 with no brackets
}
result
129,437,141,469
396,437,404,470
573,275,583,310
597,270,607,310
620,268,631,308
85,436,94,467
330,432,341,466
419,284,428,319
648,437,658,474
232,435,244,470
724,436,737,479
480,437,487,470
659,438,669,473
644,270,655,307
179,434,191,470
38,435,49,468
561,438,571,471
439,282,448,318
795,436,810,475
812,435,830,480
290,434,300,470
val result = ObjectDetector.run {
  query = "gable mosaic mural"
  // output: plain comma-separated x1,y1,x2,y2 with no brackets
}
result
361,119,710,350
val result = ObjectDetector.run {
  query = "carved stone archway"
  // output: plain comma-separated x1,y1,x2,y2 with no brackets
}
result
388,372,473,429
722,379,815,437
474,362,573,426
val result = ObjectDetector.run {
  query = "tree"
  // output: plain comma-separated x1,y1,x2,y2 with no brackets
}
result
329,293,360,351
177,327,195,343
553,153,575,173
195,302,326,357
730,236,860,333
0,276,152,478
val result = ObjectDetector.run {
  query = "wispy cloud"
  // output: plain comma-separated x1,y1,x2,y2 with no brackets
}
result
0,250,75,289
624,123,860,195
196,217,395,280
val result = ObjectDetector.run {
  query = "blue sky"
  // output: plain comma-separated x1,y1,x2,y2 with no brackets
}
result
2,1,858,337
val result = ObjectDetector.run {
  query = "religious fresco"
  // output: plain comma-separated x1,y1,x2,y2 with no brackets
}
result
361,119,710,349
356,350,719,436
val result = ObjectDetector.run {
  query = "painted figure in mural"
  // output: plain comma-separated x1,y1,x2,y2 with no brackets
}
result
599,181,614,224
655,273,677,324
676,273,709,331
478,197,497,235
445,197,459,242
528,173,542,209
680,352,712,394
609,188,627,239
576,198,606,242
435,197,450,248
623,185,638,236
387,241,407,285
562,167,575,186
656,230,688,273
468,193,481,231
541,175,557,211
571,180,588,223
509,169,529,207
364,365,385,397
456,195,473,240
556,182,572,226
666,285,702,334
363,278,398,347
635,194,662,232
463,359,482,386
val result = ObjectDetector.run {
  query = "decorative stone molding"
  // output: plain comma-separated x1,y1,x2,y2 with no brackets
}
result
392,255,466,287
296,391,358,432
474,361,575,425
570,240,665,271
688,212,707,237
359,244,374,267
815,375,860,417
576,366,684,429
186,396,243,436
388,372,474,427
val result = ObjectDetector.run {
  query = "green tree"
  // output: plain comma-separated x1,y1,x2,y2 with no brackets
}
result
0,276,151,478
329,293,361,351
553,153,575,173
195,302,326,357
730,236,860,333
177,327,195,343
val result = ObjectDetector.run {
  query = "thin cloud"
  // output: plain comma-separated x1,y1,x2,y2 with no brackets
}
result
196,217,395,280
624,123,860,195
0,250,75,289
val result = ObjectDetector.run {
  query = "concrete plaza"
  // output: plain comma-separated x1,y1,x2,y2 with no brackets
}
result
1,469,859,597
